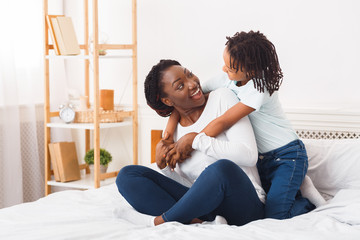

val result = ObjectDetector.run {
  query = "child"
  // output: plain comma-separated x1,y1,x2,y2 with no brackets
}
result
163,31,325,219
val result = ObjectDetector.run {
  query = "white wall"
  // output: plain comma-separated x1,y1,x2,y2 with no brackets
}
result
64,0,360,166
138,0,360,109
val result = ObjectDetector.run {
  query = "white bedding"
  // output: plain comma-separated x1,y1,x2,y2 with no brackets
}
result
1,138,360,240
0,184,360,240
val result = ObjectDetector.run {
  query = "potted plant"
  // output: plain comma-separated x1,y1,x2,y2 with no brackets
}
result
84,148,112,174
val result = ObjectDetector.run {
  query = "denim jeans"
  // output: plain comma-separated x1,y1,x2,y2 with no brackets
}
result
257,139,315,219
116,159,264,226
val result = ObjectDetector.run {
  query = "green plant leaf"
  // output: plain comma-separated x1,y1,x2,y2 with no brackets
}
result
84,148,112,166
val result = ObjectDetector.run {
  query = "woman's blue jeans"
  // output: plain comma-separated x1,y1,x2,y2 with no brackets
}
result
116,159,264,226
257,139,315,219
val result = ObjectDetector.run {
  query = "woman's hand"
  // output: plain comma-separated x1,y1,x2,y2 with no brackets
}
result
165,132,197,169
155,139,174,169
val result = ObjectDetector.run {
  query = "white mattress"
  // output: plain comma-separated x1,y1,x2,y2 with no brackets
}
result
1,183,360,240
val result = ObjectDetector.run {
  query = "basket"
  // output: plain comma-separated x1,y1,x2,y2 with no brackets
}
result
74,110,125,123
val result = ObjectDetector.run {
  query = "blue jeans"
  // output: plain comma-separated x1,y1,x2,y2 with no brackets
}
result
257,139,315,219
116,159,264,226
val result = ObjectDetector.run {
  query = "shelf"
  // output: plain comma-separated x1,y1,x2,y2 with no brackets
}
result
47,119,132,129
44,0,138,195
47,174,116,190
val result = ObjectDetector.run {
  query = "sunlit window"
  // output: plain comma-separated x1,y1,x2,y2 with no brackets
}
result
0,0,43,105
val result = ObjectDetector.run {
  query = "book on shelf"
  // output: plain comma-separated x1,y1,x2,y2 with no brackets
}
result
48,143,61,182
46,15,63,55
49,142,81,182
47,15,81,55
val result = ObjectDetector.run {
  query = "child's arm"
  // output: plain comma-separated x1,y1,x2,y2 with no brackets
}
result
163,109,196,169
202,101,255,137
163,110,180,141
163,109,184,169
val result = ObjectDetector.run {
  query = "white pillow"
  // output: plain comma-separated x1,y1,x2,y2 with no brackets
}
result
302,138,360,197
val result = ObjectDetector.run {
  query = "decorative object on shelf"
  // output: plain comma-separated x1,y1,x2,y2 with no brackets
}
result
79,96,89,110
89,32,109,56
59,103,76,124
84,148,112,174
74,109,126,123
100,89,114,110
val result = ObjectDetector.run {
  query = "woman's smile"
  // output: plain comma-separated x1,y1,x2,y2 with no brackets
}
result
190,87,202,100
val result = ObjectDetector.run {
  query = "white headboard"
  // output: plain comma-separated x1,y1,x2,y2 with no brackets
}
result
138,105,360,165
285,108,360,139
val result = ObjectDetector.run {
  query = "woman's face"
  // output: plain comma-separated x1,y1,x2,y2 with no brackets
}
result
222,47,251,85
160,65,205,112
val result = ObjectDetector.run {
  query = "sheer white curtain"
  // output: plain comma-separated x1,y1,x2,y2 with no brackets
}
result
0,0,45,208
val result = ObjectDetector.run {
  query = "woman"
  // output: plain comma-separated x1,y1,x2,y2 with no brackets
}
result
116,59,265,226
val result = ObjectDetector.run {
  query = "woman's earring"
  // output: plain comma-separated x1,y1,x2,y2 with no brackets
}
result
161,98,174,107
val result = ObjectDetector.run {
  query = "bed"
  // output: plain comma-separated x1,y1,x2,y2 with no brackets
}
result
1,110,360,240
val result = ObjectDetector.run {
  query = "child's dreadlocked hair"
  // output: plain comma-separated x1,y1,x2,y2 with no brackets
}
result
144,59,181,117
225,31,283,96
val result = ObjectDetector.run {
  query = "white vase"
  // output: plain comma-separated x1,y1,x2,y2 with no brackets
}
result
88,164,108,175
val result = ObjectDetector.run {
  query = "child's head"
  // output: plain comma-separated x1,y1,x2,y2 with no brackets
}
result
223,30,283,96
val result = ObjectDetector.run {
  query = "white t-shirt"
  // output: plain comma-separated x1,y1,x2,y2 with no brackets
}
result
160,88,266,203
202,72,298,153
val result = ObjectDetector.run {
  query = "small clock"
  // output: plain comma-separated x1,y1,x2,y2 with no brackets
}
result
59,104,76,124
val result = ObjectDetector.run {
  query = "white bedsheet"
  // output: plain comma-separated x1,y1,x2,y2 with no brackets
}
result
1,183,360,240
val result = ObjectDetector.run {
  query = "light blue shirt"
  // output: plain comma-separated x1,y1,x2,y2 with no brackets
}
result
202,73,298,153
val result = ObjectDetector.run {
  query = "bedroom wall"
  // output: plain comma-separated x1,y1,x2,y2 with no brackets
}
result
63,0,360,166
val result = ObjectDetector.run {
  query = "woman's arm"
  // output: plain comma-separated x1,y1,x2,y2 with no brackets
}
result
166,101,255,165
164,73,230,163
193,115,258,167
168,88,258,167
155,138,193,187
177,89,258,167
194,89,258,166
166,132,196,169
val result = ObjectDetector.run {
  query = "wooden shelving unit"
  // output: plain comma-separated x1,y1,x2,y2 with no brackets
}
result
43,0,138,195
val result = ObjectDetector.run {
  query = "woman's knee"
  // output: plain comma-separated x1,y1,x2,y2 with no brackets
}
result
207,159,242,178
116,165,145,190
